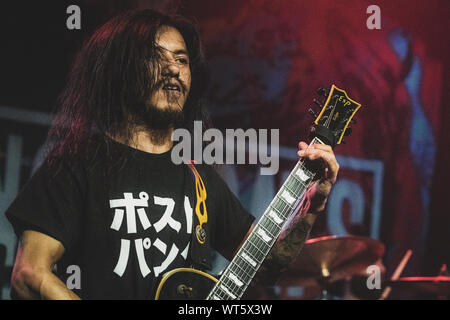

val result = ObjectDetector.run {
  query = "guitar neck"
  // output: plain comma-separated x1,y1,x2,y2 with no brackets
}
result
206,137,323,300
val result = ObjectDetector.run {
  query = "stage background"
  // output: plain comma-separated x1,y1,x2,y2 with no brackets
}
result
0,0,449,299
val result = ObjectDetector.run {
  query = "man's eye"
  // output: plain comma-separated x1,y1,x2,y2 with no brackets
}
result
177,58,189,65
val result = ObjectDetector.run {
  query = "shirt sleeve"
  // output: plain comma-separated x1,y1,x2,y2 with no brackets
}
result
201,165,255,255
5,159,86,252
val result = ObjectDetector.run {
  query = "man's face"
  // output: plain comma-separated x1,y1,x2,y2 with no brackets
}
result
149,25,192,113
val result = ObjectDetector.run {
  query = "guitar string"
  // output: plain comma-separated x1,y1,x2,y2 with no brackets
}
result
208,138,322,299
212,183,302,299
212,162,315,299
208,161,315,299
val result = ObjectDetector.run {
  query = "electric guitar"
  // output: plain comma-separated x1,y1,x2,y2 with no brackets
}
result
155,84,361,300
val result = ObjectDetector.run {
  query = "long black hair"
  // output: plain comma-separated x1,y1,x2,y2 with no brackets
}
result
46,9,209,164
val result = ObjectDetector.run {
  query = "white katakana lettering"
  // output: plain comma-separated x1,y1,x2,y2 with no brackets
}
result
153,196,181,233
110,192,191,278
109,192,150,233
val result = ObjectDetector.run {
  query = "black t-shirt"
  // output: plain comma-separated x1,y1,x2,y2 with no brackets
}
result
6,139,254,299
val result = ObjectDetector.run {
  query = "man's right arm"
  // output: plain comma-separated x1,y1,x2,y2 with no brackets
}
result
10,230,80,300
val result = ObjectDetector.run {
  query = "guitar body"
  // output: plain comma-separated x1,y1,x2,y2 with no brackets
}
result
155,268,217,300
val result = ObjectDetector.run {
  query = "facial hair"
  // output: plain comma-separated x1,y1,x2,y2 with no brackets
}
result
142,76,188,130
140,103,185,130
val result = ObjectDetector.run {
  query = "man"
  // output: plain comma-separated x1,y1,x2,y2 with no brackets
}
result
6,9,339,299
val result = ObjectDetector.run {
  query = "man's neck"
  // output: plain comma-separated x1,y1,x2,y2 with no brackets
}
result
114,127,174,154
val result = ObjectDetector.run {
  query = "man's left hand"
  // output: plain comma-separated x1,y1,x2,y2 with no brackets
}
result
297,141,340,213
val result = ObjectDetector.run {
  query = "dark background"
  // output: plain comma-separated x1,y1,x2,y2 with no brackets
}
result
1,0,449,299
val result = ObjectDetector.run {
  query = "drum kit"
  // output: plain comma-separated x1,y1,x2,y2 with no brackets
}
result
277,235,450,300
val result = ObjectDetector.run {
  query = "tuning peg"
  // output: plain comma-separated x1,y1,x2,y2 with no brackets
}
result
316,87,329,97
313,99,322,108
344,127,352,136
308,108,318,118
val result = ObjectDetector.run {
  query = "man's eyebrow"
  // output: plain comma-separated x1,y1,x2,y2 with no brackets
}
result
173,49,189,55
156,46,189,56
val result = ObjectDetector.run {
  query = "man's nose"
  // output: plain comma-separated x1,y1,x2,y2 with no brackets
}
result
161,59,180,77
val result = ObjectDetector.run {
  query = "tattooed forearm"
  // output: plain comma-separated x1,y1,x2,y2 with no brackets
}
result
254,213,317,286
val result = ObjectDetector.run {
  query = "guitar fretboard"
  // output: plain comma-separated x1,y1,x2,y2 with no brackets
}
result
206,137,322,300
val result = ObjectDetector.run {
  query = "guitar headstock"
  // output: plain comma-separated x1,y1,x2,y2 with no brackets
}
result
309,84,361,147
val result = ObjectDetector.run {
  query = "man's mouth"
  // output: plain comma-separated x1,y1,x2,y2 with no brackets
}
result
162,83,181,92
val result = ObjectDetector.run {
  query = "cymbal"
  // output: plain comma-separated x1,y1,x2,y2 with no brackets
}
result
389,276,450,296
279,235,385,285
